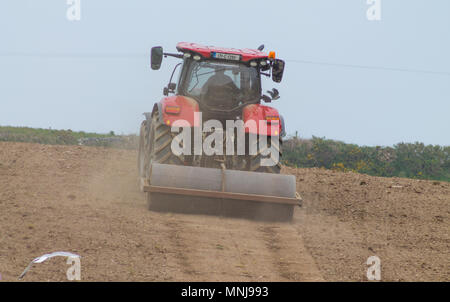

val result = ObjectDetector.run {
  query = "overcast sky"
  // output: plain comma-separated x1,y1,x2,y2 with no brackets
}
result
0,0,449,146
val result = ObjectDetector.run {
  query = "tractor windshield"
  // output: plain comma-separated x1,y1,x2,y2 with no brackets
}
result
184,60,260,109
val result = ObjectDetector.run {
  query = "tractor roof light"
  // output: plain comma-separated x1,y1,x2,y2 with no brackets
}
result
250,61,258,67
183,53,192,59
260,60,268,66
193,55,201,61
268,51,276,60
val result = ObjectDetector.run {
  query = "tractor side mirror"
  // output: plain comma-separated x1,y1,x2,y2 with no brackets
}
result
272,59,285,83
151,46,163,70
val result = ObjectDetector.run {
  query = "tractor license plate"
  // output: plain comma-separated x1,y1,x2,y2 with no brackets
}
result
211,52,241,61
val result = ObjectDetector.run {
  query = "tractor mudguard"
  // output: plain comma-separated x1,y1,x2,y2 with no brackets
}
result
242,104,282,136
150,98,282,137
153,96,200,127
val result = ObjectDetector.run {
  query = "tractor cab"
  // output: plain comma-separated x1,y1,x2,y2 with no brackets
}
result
151,43,285,116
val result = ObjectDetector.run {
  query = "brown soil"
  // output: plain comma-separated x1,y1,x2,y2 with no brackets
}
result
0,142,448,281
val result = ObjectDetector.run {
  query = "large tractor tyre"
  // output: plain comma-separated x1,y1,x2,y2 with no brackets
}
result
150,113,184,166
249,135,282,174
147,112,185,211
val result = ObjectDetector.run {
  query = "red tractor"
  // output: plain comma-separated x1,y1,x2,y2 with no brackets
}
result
138,42,300,221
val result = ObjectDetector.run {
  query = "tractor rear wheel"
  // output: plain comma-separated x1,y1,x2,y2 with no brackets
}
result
147,112,184,211
249,135,282,174
151,114,184,166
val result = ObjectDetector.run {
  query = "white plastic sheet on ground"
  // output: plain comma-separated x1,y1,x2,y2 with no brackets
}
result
19,251,81,279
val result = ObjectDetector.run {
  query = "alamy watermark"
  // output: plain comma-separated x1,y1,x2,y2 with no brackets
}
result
169,113,280,167
66,256,81,281
67,0,81,21
366,0,381,21
66,1,379,22
366,256,381,281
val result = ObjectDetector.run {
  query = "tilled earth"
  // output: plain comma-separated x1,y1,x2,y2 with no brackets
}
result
0,142,448,281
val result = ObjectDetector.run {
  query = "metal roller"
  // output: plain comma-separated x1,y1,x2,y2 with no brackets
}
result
141,163,301,222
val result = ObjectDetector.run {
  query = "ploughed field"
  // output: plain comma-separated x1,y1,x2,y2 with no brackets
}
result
0,142,448,281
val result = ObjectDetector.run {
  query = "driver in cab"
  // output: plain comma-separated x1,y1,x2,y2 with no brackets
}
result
201,66,240,109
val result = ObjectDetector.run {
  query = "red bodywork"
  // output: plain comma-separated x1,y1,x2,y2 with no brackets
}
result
159,97,281,137
242,104,281,136
158,43,281,136
176,42,268,62
160,96,200,127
